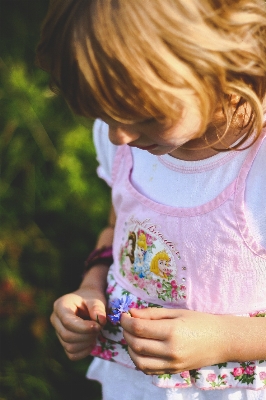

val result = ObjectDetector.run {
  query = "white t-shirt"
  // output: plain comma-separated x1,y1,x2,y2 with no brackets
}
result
94,119,266,248
87,119,266,400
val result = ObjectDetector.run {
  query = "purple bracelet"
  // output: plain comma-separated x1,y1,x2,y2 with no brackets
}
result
84,245,113,274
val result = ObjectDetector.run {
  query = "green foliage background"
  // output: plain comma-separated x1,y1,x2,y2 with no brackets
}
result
0,1,109,398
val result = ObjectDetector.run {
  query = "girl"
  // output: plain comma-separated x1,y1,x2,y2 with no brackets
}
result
37,0,266,399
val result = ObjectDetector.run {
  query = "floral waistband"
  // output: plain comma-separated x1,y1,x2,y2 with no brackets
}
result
90,273,266,391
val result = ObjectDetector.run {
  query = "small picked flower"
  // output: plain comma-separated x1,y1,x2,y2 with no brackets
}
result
108,295,132,324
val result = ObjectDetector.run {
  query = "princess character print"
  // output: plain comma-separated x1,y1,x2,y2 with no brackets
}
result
118,216,186,304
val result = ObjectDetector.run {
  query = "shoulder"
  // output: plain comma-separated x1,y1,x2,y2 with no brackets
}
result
247,132,266,179
245,133,266,248
246,134,266,195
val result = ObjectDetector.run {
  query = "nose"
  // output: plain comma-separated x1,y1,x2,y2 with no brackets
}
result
108,125,140,146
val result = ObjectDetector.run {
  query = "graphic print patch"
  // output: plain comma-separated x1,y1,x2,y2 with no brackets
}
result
119,216,186,302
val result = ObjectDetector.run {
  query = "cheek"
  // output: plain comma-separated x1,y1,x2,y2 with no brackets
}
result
108,127,120,145
182,109,203,137
175,105,202,135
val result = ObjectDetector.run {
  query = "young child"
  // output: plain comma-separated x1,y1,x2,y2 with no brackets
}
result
37,0,266,399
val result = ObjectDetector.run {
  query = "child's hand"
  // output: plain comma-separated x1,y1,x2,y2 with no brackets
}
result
50,287,107,361
121,307,230,375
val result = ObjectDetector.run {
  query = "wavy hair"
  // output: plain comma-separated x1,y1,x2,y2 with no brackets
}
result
36,0,266,148
137,233,147,252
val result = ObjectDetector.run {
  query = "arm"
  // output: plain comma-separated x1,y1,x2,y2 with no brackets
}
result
121,307,266,375
50,205,116,361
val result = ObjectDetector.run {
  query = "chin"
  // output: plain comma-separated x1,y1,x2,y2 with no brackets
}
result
148,146,174,156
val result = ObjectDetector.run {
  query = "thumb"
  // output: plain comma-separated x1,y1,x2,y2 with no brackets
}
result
84,298,107,326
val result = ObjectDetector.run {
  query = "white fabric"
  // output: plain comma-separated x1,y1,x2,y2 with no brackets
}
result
94,119,118,187
89,119,266,400
88,358,266,400
93,120,266,248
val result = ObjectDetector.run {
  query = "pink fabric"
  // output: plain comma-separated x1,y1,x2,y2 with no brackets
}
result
91,129,266,390
111,131,266,314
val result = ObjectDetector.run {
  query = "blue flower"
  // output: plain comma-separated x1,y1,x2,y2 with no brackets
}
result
108,313,121,324
108,295,132,324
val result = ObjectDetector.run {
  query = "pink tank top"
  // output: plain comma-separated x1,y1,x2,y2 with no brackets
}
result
91,131,266,391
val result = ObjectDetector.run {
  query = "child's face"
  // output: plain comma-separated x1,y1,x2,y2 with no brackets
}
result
106,99,203,157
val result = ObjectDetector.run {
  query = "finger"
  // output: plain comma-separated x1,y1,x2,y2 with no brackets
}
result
64,345,95,361
57,333,97,352
53,317,99,359
121,313,169,340
129,307,183,320
51,310,101,337
57,332,97,355
123,330,168,358
85,299,107,326
128,348,179,375
54,318,99,344
52,299,97,334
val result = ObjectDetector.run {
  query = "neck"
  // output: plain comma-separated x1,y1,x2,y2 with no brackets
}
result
170,100,256,161
170,115,251,161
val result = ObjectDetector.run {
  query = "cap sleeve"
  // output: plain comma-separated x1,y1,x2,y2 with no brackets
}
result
93,119,118,187
245,135,266,249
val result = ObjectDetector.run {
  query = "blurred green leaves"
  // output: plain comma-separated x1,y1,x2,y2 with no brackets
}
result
0,1,107,399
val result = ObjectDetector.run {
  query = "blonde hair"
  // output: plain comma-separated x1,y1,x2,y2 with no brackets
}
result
37,0,266,148
150,251,170,276
137,233,147,252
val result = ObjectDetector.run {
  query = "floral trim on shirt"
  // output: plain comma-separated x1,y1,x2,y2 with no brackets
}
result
90,273,266,390
90,335,119,362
